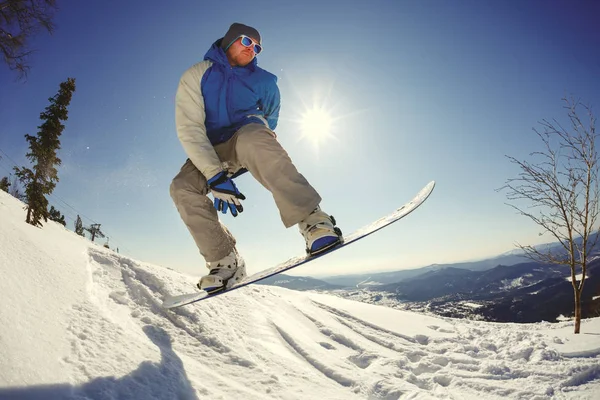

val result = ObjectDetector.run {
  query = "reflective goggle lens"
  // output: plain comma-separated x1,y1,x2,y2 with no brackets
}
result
240,35,262,55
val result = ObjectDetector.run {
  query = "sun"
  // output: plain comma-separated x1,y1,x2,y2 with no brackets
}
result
299,106,334,147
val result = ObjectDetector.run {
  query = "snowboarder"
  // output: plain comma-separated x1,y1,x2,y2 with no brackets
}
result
170,23,343,294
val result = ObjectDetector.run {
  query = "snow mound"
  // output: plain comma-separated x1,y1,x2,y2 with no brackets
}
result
1,190,600,399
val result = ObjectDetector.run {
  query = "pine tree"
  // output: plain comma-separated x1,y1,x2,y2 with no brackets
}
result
0,176,10,192
85,223,105,242
14,77,76,227
47,205,65,226
74,214,84,236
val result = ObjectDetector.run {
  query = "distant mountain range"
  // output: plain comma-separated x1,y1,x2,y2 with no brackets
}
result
315,251,533,288
376,260,600,322
256,275,344,291
259,240,600,323
376,262,567,301
316,234,600,288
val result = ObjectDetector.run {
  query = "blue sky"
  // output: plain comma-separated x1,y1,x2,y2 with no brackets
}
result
1,0,599,278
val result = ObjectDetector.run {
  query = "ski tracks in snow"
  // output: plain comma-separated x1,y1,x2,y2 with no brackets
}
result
283,295,600,399
65,248,251,398
67,247,600,400
75,248,300,399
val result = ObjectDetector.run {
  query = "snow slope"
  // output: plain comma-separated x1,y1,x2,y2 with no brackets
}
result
1,190,600,400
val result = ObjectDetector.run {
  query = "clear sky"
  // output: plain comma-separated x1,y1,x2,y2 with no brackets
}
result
1,0,599,278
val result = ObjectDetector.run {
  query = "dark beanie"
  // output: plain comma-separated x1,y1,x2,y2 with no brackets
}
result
221,23,261,50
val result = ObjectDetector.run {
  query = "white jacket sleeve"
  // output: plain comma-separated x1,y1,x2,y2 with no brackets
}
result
175,61,223,180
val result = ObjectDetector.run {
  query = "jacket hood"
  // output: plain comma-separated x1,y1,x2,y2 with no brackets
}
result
203,39,258,69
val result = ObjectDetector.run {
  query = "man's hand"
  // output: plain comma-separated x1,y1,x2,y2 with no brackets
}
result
207,171,246,217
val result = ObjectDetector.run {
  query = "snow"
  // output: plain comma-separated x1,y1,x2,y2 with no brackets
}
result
1,190,600,399
461,302,484,309
357,279,385,286
500,276,528,290
566,273,586,282
272,279,292,284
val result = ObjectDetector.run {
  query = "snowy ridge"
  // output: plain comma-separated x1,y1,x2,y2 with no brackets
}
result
1,189,600,399
500,275,532,290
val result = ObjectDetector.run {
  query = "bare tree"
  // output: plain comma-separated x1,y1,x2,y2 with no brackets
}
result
0,0,58,79
500,97,598,334
9,174,25,200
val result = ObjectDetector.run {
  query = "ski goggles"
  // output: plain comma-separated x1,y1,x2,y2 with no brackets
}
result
238,35,263,55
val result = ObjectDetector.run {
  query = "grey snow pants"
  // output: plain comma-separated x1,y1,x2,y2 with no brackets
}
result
170,123,321,263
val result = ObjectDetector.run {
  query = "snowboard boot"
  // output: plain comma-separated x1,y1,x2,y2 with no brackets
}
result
299,206,343,256
198,248,247,294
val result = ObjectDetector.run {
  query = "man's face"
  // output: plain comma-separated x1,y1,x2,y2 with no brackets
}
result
225,36,259,67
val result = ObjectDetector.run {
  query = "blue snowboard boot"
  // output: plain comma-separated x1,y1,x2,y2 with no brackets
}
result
299,206,343,256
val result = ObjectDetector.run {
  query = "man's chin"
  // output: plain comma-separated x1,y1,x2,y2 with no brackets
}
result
239,54,254,65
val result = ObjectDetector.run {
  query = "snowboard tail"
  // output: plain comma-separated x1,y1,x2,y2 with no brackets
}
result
162,181,435,309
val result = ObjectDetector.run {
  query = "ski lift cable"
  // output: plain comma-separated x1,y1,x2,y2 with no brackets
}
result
1,147,130,254
0,147,20,166
0,160,12,176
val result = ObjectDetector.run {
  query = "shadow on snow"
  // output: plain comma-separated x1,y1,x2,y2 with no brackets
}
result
0,325,199,400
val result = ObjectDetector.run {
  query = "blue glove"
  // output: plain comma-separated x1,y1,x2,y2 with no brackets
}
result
207,171,246,217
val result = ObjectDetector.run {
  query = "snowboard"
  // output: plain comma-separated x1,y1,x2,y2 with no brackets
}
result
162,180,435,309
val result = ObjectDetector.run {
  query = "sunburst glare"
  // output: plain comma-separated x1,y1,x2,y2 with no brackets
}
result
300,106,334,148
281,74,366,152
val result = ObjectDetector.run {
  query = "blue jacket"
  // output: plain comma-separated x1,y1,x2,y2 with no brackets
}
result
201,40,281,146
